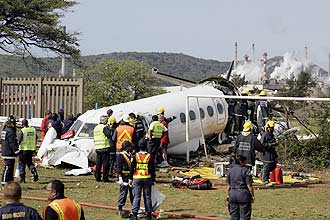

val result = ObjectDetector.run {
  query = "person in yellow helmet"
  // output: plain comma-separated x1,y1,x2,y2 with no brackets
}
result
260,120,278,185
255,90,272,132
232,121,263,169
156,106,177,125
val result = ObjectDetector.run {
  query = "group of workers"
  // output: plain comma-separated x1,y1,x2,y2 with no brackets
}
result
225,89,272,141
93,107,176,219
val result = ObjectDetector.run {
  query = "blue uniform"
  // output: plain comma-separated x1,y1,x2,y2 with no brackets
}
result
227,164,253,220
260,131,278,184
0,203,42,220
117,151,133,211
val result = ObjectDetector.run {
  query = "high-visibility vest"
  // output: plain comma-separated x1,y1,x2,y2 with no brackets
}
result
116,125,134,150
148,121,164,139
120,151,131,174
19,127,36,151
45,198,81,220
93,124,110,150
133,152,151,179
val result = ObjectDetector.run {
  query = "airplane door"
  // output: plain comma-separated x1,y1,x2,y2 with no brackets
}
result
212,98,226,125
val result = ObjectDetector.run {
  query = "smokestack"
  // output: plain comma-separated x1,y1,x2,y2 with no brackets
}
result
261,51,268,84
234,42,238,69
305,46,308,60
328,53,330,78
60,26,66,77
252,43,255,63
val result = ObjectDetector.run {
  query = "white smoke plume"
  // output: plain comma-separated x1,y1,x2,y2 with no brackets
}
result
233,52,319,82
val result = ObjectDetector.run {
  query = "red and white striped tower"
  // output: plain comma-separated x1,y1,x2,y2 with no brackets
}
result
261,51,268,84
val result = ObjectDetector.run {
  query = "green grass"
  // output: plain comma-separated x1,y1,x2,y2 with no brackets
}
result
2,162,330,220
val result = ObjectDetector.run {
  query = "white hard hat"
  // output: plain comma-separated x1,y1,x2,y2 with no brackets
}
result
121,114,130,123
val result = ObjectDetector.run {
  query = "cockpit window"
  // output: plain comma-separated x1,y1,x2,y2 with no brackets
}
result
71,120,83,134
78,123,97,137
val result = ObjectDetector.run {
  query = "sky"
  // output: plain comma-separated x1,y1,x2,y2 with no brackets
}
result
61,0,330,70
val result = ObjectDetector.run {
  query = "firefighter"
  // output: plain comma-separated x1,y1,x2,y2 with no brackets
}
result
108,116,117,177
156,106,177,124
255,90,272,132
93,115,113,182
232,121,263,169
260,120,278,185
0,182,42,220
129,139,156,220
17,119,39,183
227,155,254,220
132,112,146,152
44,179,85,220
112,115,135,151
117,141,133,218
233,90,249,136
147,115,167,164
1,115,19,185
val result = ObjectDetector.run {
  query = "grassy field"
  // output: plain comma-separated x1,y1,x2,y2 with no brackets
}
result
1,161,330,220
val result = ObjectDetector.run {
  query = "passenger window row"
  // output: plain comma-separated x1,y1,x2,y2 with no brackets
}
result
179,103,224,123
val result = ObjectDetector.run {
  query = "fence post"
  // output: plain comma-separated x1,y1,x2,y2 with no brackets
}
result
77,78,84,113
37,77,43,118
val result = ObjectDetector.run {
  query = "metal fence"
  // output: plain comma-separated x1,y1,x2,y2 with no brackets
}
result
0,77,83,118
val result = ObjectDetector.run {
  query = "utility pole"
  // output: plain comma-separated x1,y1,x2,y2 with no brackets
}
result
61,26,66,77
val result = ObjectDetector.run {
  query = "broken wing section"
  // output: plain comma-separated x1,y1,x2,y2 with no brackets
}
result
37,127,92,168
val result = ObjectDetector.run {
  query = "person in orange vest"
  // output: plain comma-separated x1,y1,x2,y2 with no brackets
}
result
44,179,85,220
129,139,156,220
117,141,133,218
112,114,136,151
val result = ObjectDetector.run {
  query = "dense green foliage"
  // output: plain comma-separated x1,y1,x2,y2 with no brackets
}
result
0,52,230,80
0,0,79,59
78,59,165,110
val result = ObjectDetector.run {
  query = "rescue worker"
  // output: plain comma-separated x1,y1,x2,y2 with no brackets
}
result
132,112,146,151
57,109,64,122
41,110,52,141
107,109,118,128
255,90,272,131
227,155,254,220
128,113,136,127
117,141,133,217
108,116,117,177
129,139,156,220
156,106,177,124
1,115,19,185
158,115,170,167
147,115,167,164
233,90,249,136
62,113,74,134
44,179,85,220
112,115,135,151
17,119,39,183
47,113,62,139
260,120,278,185
232,121,263,169
93,115,113,182
0,182,42,220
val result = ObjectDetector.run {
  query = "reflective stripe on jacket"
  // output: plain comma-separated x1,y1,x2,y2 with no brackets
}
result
93,124,110,150
133,153,151,178
19,127,36,151
116,125,134,150
46,198,81,220
148,121,164,139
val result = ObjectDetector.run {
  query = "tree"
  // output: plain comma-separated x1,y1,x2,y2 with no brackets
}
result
0,0,79,59
78,60,166,110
